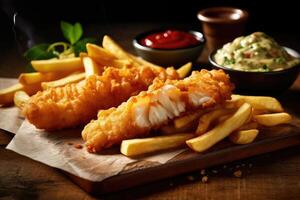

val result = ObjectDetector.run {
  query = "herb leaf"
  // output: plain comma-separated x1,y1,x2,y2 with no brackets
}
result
60,21,83,44
24,43,57,61
73,37,97,56
223,57,235,65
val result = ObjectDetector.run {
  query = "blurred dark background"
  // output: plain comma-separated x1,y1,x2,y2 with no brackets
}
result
0,0,299,76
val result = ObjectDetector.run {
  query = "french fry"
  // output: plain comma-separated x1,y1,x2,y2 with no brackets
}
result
253,113,292,126
215,114,231,123
14,90,30,110
0,84,23,105
102,35,139,67
231,94,284,112
41,72,85,89
196,108,234,135
237,122,258,131
186,103,252,152
86,43,117,61
82,56,101,77
19,72,69,85
31,57,82,72
120,133,194,156
160,123,195,135
174,111,203,129
229,129,259,144
0,83,41,106
129,53,161,68
177,62,192,78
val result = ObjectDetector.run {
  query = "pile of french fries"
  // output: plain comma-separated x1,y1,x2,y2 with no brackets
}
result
0,35,292,158
0,35,192,108
121,95,292,156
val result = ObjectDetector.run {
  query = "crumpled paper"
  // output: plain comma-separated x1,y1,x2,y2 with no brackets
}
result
0,78,24,133
1,77,186,182
6,120,186,182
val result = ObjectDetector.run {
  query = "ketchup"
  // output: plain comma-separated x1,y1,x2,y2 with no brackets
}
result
139,30,200,49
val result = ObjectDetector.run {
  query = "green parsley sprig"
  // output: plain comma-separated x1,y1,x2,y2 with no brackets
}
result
24,21,97,72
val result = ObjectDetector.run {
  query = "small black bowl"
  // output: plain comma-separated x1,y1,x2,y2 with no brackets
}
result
209,47,300,94
133,29,205,67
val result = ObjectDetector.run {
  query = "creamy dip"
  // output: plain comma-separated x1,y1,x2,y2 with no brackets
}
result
214,32,300,72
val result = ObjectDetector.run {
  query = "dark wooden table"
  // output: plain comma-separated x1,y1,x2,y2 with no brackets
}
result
1,23,300,200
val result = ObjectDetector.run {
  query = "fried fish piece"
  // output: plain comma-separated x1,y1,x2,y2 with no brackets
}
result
82,69,234,153
23,66,179,130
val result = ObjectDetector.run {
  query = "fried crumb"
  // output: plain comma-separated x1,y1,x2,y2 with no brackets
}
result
236,165,240,168
201,176,208,183
187,175,195,181
212,170,218,174
169,182,174,187
249,163,253,168
223,165,227,169
200,169,206,175
74,144,83,149
233,170,242,178
67,142,73,145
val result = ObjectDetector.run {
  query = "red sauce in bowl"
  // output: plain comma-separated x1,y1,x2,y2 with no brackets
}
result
139,30,200,49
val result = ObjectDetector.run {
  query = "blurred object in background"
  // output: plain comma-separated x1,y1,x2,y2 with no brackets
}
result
197,7,248,53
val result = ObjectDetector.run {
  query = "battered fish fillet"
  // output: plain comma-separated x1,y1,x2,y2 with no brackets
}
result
23,66,179,130
82,69,234,153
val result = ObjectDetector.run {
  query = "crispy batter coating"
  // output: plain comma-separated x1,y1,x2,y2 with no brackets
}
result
23,66,179,130
82,69,234,153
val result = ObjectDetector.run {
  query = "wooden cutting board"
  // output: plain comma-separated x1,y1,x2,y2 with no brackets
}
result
66,112,300,195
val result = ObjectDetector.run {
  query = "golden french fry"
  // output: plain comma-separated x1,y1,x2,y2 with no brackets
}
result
120,133,194,156
253,113,292,126
215,114,231,123
19,72,69,85
229,129,259,144
160,122,196,135
86,43,117,61
102,35,139,67
237,122,258,131
174,111,203,129
82,56,101,77
31,57,82,72
128,53,161,68
186,103,252,152
224,99,245,109
177,62,192,78
14,90,30,110
252,109,268,115
41,72,85,89
196,108,234,135
231,94,283,112
0,83,41,106
0,84,23,105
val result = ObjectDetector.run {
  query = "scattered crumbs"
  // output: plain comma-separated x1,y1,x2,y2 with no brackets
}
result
249,163,253,168
201,176,208,183
74,144,83,149
187,175,195,181
241,163,246,167
223,165,227,169
236,165,240,168
67,142,73,145
200,169,206,175
212,170,218,174
233,170,242,178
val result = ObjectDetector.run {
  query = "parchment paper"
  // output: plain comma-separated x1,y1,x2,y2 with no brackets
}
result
0,78,24,133
6,120,186,182
1,77,185,181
